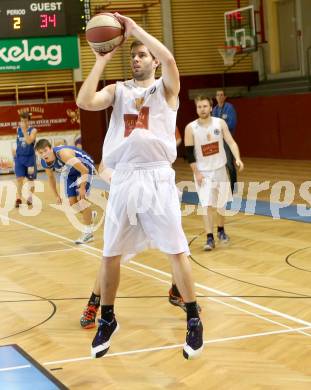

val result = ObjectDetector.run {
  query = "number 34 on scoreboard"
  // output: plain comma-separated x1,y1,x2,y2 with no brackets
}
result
13,14,57,30
0,0,90,38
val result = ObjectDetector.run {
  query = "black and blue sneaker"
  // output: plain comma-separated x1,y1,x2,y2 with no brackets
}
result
169,288,202,314
91,317,119,358
204,237,215,251
183,318,204,360
218,230,230,244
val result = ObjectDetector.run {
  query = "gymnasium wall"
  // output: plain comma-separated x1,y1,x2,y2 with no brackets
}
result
80,0,252,80
78,71,261,163
171,0,252,75
80,0,163,80
0,0,259,164
0,69,73,86
0,0,252,87
80,82,311,162
232,93,311,160
175,75,311,160
78,0,254,161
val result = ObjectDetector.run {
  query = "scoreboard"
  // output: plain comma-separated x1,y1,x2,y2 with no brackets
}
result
0,0,91,38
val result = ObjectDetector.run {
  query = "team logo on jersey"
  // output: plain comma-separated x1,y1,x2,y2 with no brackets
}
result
214,128,221,135
135,97,144,111
201,141,219,157
149,86,156,95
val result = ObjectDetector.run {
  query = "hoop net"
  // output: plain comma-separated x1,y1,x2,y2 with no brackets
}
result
218,46,237,66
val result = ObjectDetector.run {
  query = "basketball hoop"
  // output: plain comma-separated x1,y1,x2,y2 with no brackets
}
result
218,46,238,66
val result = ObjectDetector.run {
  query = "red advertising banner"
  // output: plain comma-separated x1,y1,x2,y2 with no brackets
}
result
0,102,80,135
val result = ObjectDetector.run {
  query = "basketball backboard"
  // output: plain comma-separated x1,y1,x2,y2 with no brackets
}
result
224,5,257,54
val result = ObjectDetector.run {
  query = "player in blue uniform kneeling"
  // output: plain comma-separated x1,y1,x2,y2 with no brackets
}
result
35,139,97,244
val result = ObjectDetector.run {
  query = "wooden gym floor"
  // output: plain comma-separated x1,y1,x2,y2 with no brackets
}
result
0,158,311,389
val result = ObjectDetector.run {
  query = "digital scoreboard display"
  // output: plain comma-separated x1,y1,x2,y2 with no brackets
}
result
0,0,90,38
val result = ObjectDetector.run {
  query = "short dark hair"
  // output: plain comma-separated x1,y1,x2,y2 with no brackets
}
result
35,139,52,151
20,112,31,120
130,39,156,60
194,95,213,106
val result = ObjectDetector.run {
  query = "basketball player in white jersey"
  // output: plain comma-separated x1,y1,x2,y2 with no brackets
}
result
77,13,203,360
184,95,244,250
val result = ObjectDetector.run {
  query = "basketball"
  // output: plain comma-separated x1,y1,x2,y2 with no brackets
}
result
86,13,124,54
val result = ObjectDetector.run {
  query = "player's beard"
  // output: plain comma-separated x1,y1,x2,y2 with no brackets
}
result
132,65,154,81
199,112,210,119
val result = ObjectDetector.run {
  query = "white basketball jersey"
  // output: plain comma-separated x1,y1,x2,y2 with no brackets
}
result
102,77,177,168
191,117,227,171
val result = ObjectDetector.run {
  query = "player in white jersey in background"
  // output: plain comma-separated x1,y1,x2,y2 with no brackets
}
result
76,13,203,360
184,96,244,250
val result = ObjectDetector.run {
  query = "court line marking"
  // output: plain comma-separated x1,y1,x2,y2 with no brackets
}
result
130,260,311,328
1,325,310,372
0,364,31,372
42,325,311,366
82,243,311,330
5,215,307,337
62,244,311,337
1,216,311,371
0,248,74,259
3,215,311,329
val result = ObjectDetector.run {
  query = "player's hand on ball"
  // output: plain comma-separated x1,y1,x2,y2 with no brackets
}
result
91,46,119,60
114,13,136,37
236,159,244,171
86,13,125,55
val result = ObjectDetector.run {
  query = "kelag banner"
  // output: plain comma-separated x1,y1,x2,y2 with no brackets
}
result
0,36,79,72
0,102,80,135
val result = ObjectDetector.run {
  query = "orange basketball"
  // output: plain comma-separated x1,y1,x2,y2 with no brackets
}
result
86,13,124,54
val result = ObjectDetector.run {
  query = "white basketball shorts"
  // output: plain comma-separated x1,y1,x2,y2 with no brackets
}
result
103,161,190,260
194,166,232,208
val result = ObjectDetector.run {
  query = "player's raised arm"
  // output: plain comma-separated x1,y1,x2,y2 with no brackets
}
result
78,14,125,111
115,13,180,101
76,51,117,111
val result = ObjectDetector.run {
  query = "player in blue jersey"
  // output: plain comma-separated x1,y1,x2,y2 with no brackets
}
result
35,139,97,244
14,112,38,208
212,89,238,193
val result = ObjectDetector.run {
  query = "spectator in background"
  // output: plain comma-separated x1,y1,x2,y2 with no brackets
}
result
13,112,38,207
212,89,237,193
